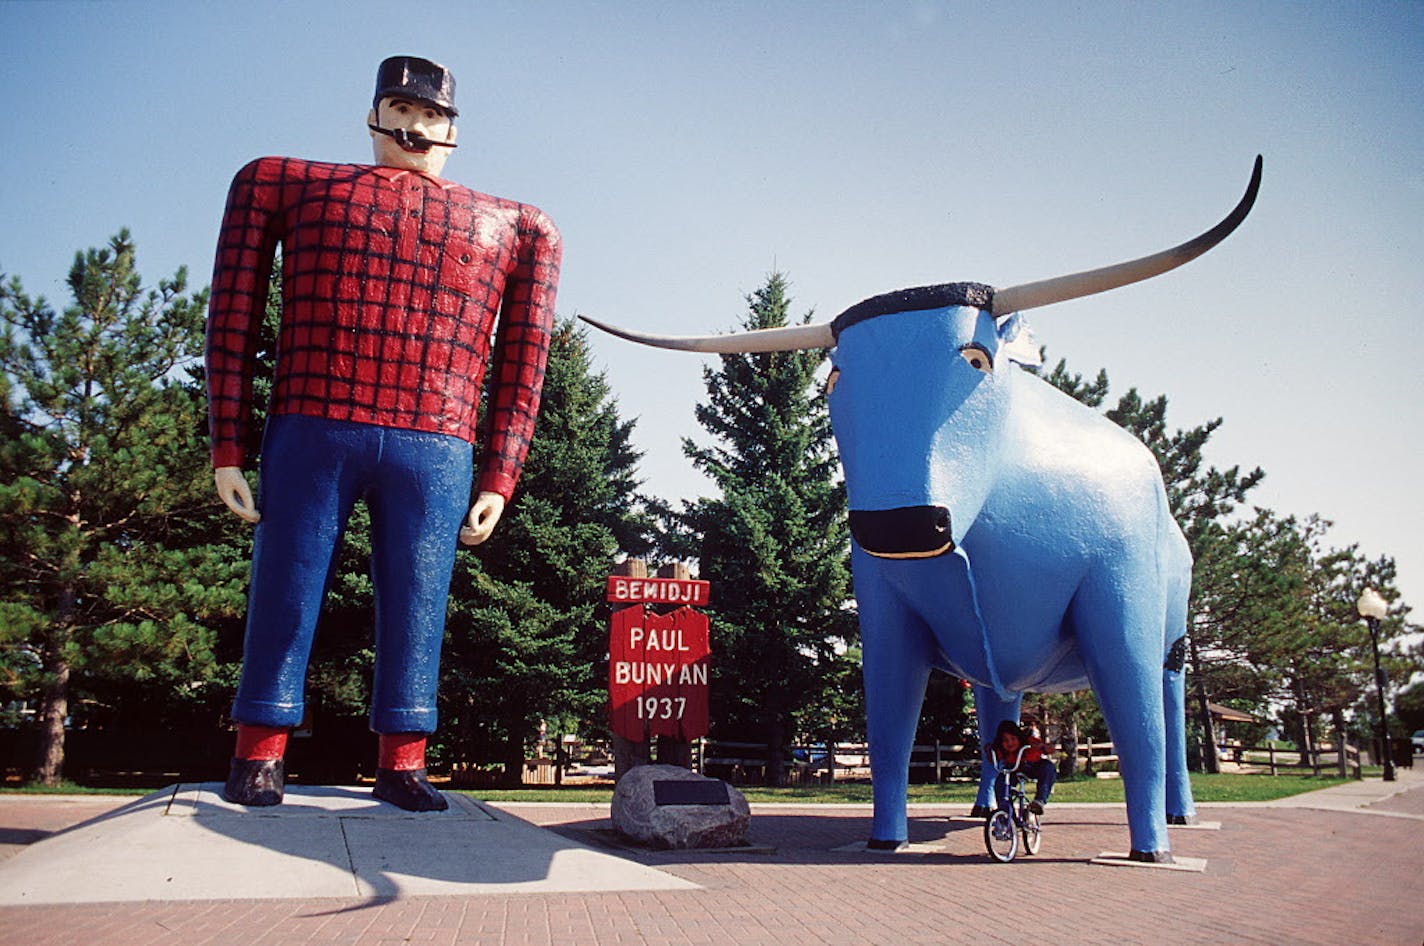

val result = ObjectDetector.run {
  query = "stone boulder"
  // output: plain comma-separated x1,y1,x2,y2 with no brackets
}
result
611,764,750,849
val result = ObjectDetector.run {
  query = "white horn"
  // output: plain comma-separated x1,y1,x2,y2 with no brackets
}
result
578,314,835,353
991,155,1262,316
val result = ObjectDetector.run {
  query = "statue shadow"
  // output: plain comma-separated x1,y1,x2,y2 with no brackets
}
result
544,808,1112,868
3,783,686,910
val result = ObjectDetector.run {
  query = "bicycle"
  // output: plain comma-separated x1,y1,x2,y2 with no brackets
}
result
983,747,1043,862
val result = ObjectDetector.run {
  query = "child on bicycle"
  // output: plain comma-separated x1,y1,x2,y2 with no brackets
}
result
990,720,1057,814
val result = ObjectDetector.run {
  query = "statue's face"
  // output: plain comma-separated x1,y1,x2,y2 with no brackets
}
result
368,96,457,175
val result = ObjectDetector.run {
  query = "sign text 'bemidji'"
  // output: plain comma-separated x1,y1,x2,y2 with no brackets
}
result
605,576,711,607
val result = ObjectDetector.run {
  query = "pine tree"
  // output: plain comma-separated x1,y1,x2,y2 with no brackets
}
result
1105,389,1263,545
1258,526,1417,756
0,232,247,784
672,273,855,784
439,319,651,783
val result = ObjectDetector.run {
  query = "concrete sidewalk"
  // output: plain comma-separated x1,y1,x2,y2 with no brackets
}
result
0,783,695,905
0,771,1421,945
1256,762,1424,813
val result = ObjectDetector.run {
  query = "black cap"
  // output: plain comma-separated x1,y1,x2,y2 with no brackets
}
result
373,56,457,117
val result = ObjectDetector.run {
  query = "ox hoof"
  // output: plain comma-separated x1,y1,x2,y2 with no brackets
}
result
866,838,907,851
1167,813,1198,826
373,767,449,812
224,757,284,806
969,805,993,818
1128,849,1175,864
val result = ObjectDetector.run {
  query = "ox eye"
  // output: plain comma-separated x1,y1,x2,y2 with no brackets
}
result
826,368,841,395
959,344,993,374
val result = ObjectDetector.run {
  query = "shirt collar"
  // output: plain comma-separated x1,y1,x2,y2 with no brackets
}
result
369,164,459,191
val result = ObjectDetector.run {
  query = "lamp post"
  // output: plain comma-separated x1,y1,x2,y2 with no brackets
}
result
1355,587,1395,782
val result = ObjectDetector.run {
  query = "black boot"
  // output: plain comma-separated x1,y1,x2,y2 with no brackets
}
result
224,757,284,806
373,767,448,812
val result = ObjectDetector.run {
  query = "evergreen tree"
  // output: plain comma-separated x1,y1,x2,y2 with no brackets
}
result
1187,510,1309,711
1041,357,1109,409
672,273,855,784
439,319,651,783
1264,528,1417,755
0,232,246,784
1105,389,1263,545
1393,679,1424,737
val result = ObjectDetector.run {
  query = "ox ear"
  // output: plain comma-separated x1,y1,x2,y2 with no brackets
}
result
996,313,1043,369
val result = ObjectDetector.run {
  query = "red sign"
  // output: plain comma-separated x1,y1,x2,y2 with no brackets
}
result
608,605,710,741
605,576,710,607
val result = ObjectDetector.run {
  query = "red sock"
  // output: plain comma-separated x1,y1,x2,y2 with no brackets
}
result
378,733,427,771
234,724,288,761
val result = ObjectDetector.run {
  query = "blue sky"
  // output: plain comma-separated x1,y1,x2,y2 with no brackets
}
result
3,2,1421,618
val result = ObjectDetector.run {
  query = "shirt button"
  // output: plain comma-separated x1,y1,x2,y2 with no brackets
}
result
408,209,419,217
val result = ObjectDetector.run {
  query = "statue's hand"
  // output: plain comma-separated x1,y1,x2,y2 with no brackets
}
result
215,466,260,524
460,491,506,546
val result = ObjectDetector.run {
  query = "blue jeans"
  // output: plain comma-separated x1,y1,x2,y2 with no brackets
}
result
995,760,1057,809
232,415,472,734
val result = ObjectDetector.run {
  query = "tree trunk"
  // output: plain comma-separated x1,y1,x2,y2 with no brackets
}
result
1060,717,1080,779
34,589,75,786
1292,679,1313,768
765,717,787,787
1189,637,1219,774
500,726,526,787
554,730,565,786
34,495,84,787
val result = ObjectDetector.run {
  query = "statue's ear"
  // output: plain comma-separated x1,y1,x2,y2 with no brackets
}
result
997,313,1043,369
445,123,458,146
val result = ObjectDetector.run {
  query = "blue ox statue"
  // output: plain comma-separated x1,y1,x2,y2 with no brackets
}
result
584,157,1261,863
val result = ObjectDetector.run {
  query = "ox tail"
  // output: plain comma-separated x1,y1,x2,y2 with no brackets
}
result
952,546,1013,701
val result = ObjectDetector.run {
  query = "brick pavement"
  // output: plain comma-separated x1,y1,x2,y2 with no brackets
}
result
1,785,1421,946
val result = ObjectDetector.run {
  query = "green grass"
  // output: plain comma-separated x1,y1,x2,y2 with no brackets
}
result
0,779,154,796
462,771,1353,806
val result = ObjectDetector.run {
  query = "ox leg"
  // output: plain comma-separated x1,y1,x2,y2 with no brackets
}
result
971,686,1021,817
859,591,935,848
1075,585,1173,862
1164,637,1197,824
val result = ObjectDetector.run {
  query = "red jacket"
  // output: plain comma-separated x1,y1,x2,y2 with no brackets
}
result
206,156,561,500
993,736,1051,767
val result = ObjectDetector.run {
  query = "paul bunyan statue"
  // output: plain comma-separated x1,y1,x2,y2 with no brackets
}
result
206,56,560,810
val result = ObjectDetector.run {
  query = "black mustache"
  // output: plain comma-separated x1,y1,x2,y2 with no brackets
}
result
368,124,458,152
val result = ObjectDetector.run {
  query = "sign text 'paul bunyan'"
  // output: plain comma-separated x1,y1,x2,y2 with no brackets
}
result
607,605,710,741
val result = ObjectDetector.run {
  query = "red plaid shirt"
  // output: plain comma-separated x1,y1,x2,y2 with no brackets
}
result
206,156,561,500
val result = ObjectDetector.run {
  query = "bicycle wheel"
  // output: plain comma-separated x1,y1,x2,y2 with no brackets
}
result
1021,809,1042,855
984,810,1017,862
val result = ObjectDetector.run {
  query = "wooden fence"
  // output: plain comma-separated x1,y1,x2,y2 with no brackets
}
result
696,739,981,784
1217,741,1362,779
695,737,1367,784
1076,739,1363,779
